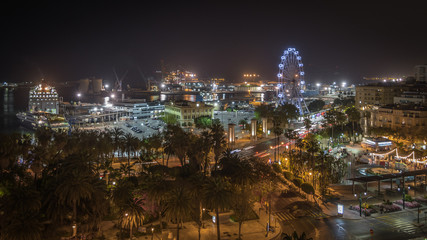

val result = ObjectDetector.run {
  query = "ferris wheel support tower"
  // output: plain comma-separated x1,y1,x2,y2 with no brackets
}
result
276,48,309,115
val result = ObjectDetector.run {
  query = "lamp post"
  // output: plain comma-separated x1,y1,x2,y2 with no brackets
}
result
398,186,410,209
151,227,154,240
354,192,367,216
202,208,206,228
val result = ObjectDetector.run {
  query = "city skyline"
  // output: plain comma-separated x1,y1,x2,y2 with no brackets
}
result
2,1,427,85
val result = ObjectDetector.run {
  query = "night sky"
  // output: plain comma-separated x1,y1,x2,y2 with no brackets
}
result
2,1,427,86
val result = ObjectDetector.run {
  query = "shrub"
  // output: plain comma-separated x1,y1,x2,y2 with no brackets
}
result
292,178,303,188
301,183,314,195
350,205,374,216
283,171,293,180
404,194,413,202
380,203,402,212
393,200,421,209
415,197,427,203
272,163,282,173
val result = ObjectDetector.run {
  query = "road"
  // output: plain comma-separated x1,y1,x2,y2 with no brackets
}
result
234,134,427,240
272,192,427,240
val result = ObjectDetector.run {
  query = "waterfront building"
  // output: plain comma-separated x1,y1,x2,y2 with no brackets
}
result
165,101,214,127
29,83,59,114
114,100,164,119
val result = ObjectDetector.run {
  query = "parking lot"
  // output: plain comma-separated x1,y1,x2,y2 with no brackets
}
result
118,118,166,139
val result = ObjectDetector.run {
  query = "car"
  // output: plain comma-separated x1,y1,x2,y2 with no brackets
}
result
125,123,132,128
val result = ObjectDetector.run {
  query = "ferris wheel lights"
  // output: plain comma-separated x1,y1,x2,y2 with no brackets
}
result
277,73,282,78
295,51,299,54
301,81,305,85
299,63,303,67
297,56,301,60
300,72,305,76
277,84,282,87
281,56,286,60
278,94,283,98
287,48,292,51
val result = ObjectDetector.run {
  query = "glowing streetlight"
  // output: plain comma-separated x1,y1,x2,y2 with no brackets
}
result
111,94,115,99
77,93,81,97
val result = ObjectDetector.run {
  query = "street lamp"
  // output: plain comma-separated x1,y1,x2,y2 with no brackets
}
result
151,227,154,240
354,192,367,216
202,208,206,228
398,186,410,209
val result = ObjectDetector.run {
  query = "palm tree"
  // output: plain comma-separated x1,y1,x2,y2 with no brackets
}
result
210,123,226,169
219,153,257,239
123,133,140,177
203,176,233,240
119,198,145,240
303,117,311,131
110,127,124,159
146,176,171,239
187,173,208,240
56,171,94,237
0,187,43,240
112,179,145,239
345,106,361,142
0,215,43,240
164,184,193,240
164,125,190,166
281,231,313,240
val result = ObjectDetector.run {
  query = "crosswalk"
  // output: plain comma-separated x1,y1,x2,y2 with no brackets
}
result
375,215,417,234
274,209,328,222
275,211,296,221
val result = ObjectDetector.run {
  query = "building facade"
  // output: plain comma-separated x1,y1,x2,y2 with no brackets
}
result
165,101,214,127
29,83,59,114
415,65,427,83
114,101,164,119
394,92,426,105
355,84,401,109
370,105,427,130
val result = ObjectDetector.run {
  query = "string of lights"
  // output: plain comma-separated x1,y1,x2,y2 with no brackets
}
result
371,148,427,163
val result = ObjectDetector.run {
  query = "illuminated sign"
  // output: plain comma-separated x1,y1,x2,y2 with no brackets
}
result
338,204,344,215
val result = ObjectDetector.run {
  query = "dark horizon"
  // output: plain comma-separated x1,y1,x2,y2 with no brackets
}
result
2,1,427,86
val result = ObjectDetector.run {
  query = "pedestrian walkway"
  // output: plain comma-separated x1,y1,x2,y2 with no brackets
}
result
274,207,329,222
305,208,329,219
274,211,296,222
375,214,417,234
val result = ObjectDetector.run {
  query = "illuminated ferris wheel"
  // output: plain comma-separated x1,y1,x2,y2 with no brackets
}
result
277,48,309,115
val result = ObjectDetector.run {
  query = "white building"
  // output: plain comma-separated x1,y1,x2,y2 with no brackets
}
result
114,100,164,119
29,83,59,114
